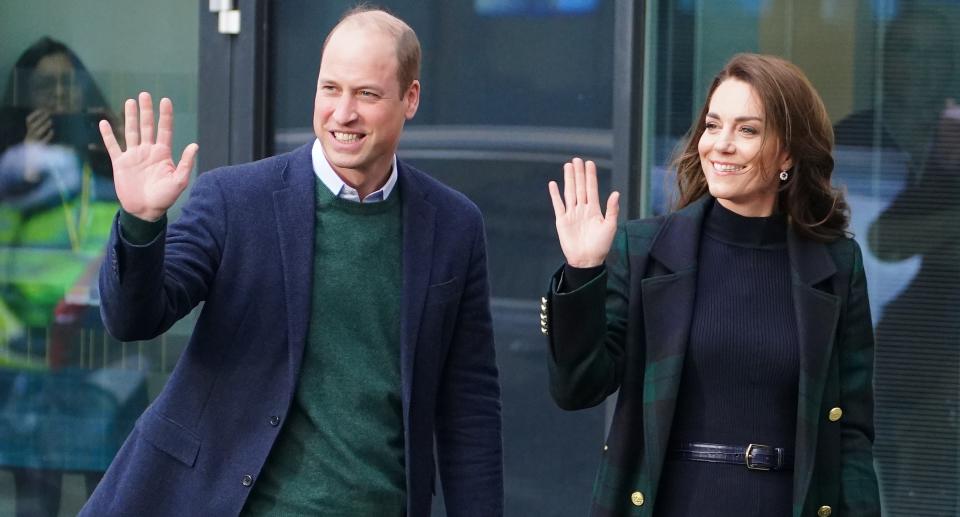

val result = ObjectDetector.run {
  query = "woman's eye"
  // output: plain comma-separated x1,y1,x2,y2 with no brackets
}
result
704,121,719,130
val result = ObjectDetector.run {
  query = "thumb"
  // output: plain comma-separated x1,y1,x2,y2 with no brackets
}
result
174,143,199,182
605,191,620,222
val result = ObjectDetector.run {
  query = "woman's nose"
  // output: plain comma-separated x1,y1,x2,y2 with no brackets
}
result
713,133,735,153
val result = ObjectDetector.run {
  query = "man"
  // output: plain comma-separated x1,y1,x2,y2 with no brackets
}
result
81,7,502,516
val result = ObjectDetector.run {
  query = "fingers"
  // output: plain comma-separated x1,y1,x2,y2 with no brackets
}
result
26,109,49,126
562,157,604,211
25,110,53,142
29,121,53,143
124,98,139,147
606,191,620,222
139,92,155,145
585,159,599,206
99,120,122,160
157,97,174,148
175,143,199,182
573,157,587,205
563,161,575,209
548,180,565,219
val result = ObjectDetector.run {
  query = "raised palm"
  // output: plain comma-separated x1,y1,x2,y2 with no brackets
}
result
98,92,198,222
548,158,620,268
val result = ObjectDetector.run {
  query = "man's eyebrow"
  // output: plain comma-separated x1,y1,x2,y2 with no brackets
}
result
706,112,764,123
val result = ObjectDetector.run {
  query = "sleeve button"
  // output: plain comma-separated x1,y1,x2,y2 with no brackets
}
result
241,474,253,487
828,407,843,422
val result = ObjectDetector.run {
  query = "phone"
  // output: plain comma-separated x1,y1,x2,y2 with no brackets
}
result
51,112,104,149
0,108,104,150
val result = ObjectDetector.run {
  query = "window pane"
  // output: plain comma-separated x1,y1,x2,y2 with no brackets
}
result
0,2,198,514
414,157,610,516
646,0,960,514
270,0,615,149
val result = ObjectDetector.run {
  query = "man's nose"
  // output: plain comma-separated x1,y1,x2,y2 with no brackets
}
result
332,95,357,124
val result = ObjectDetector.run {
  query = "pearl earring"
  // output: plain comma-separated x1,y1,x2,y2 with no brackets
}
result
779,170,789,181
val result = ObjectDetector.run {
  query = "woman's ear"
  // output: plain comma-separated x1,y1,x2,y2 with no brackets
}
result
779,151,793,172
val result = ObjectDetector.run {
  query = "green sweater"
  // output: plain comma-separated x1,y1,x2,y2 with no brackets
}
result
242,183,406,516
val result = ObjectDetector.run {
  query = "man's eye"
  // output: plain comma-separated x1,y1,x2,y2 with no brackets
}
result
359,90,379,98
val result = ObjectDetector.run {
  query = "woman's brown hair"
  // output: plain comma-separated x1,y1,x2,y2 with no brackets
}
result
673,53,848,242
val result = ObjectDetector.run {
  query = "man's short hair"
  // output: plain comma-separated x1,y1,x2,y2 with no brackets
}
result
322,5,421,96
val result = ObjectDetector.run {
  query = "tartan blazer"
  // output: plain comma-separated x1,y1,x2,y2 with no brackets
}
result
544,196,880,516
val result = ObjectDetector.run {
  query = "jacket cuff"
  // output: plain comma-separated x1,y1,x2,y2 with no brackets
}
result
119,209,166,245
560,264,605,292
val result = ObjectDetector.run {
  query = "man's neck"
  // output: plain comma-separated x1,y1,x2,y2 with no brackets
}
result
333,161,392,199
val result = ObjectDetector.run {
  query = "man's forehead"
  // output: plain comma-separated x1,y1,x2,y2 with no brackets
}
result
330,11,403,44
319,27,399,88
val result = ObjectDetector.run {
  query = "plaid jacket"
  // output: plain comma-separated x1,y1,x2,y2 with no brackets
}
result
544,197,880,516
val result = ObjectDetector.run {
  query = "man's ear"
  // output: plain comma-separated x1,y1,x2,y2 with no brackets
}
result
404,80,420,119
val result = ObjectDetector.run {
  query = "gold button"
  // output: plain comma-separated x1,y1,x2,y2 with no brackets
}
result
630,491,644,507
603,444,608,451
817,505,832,517
828,407,843,422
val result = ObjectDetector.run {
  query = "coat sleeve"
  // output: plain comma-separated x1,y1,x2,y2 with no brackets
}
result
838,241,882,516
546,225,631,410
434,213,503,517
98,172,226,341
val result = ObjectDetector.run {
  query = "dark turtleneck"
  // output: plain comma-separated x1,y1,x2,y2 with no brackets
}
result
654,199,799,517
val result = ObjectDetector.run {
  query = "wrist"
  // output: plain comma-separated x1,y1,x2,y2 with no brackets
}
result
567,257,606,268
125,208,166,223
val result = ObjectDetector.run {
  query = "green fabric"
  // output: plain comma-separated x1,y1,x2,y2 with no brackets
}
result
0,195,118,368
119,209,166,245
243,183,405,516
546,196,880,517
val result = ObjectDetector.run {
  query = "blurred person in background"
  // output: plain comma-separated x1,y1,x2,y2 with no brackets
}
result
0,37,144,517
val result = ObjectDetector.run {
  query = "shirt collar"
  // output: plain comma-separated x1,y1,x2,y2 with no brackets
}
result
311,138,398,203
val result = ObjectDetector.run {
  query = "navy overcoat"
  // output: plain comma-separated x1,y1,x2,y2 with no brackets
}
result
82,144,503,516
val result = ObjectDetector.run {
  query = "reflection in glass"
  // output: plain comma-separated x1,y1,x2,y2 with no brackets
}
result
840,5,960,514
0,37,147,517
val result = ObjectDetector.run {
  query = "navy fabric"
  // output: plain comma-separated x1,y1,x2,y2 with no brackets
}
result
546,196,881,516
83,144,503,517
655,201,797,517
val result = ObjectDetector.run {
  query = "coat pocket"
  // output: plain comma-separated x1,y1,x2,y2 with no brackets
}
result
138,410,201,467
426,276,460,306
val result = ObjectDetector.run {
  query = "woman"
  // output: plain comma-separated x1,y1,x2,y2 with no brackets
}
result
544,53,881,516
0,37,137,517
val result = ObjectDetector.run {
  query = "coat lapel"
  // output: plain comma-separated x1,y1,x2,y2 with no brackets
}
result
635,197,842,512
640,196,708,498
272,144,317,385
788,229,841,514
398,163,436,420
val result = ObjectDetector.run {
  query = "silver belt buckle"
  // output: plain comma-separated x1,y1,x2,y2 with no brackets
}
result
745,443,773,471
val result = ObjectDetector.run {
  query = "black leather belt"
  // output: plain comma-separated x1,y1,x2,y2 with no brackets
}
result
669,442,794,471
